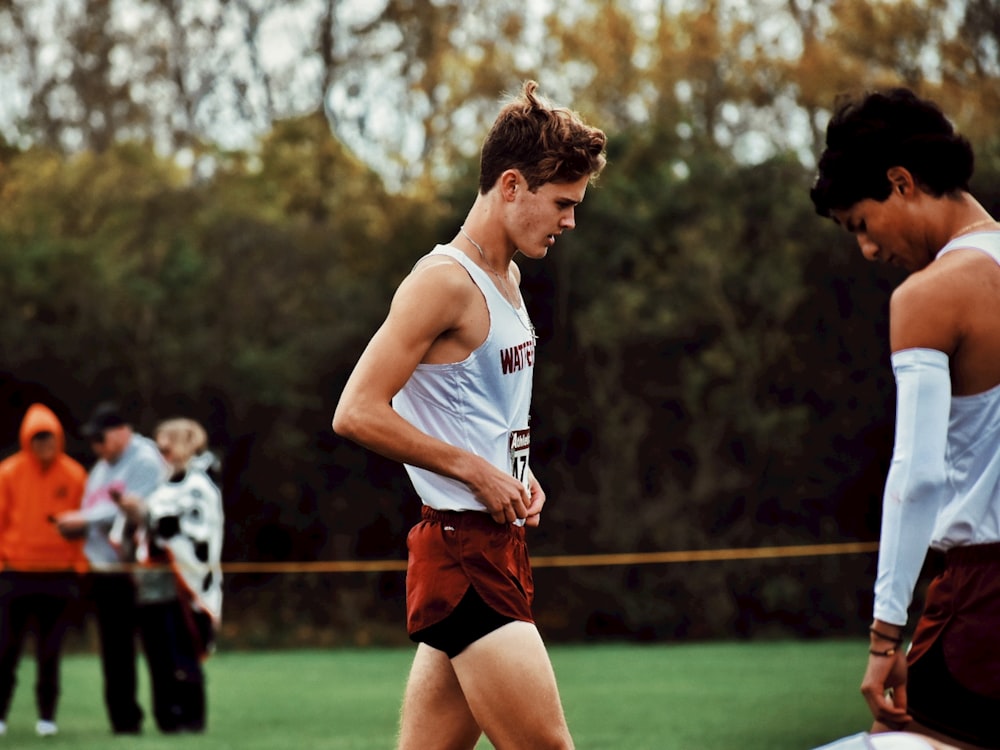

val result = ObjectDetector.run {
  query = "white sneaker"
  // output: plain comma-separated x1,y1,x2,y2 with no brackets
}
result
36,720,58,737
0,719,6,736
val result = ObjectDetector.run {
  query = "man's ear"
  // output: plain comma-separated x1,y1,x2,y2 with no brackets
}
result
886,166,916,197
499,169,520,201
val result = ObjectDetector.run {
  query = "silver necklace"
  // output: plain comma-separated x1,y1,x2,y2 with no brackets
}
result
459,226,536,341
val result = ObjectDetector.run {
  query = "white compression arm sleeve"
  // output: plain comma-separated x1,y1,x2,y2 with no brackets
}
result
873,348,951,626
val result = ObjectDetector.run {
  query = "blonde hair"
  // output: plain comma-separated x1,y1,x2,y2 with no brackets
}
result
155,418,208,467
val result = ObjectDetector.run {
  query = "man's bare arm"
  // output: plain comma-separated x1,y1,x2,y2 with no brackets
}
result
333,261,529,523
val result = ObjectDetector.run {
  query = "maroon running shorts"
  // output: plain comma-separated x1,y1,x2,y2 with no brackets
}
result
905,543,1000,746
405,506,535,635
908,542,1000,698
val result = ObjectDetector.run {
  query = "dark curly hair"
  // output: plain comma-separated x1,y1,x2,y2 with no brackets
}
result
479,80,607,194
811,88,974,217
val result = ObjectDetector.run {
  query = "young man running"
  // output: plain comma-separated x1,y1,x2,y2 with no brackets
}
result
333,80,606,750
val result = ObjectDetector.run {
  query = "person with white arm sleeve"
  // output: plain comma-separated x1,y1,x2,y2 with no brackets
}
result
811,88,1000,750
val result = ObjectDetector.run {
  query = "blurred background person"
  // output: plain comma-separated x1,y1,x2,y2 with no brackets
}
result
116,417,223,733
0,403,87,738
54,401,168,735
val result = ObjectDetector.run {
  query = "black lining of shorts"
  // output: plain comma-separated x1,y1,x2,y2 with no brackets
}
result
908,633,1000,747
410,586,515,658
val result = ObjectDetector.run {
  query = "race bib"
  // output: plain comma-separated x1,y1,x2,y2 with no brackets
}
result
509,428,530,490
509,429,530,527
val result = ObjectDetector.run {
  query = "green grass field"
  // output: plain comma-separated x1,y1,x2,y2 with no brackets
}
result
3,640,870,749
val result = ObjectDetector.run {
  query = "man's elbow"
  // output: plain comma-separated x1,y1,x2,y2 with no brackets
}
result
908,474,947,507
332,403,363,443
331,408,350,439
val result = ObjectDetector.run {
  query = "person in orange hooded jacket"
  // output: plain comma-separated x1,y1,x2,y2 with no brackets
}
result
0,403,87,738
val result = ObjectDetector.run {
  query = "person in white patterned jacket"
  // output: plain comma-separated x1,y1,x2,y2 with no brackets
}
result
117,417,223,734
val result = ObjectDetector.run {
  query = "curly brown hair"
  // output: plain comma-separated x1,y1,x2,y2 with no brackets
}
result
811,87,974,217
479,80,607,194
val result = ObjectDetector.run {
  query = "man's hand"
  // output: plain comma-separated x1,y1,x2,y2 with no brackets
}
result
523,471,546,527
468,456,530,524
860,638,911,728
116,495,147,526
53,511,88,540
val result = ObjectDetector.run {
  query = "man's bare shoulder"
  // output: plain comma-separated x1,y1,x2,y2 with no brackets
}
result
389,252,478,324
896,248,1000,305
404,253,474,289
890,249,1000,352
936,244,1000,283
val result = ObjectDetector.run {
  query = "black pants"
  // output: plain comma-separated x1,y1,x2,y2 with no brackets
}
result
89,573,143,733
0,572,80,722
137,601,207,733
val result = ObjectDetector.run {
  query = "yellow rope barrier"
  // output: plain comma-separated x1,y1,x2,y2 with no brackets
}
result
222,560,407,573
1,542,878,575
217,541,879,574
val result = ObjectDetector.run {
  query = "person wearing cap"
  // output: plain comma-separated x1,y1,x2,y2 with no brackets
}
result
54,402,168,735
0,403,87,738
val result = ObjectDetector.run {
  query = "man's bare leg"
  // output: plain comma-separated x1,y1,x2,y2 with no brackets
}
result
451,621,573,750
398,643,482,750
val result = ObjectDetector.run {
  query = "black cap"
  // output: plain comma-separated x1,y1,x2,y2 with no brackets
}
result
81,402,128,438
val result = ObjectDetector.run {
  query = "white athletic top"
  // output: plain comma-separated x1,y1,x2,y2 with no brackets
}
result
874,230,1000,624
391,245,535,513
137,460,224,622
932,231,1000,548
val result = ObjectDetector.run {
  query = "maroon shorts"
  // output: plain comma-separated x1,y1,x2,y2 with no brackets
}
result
908,542,1000,698
405,507,535,635
906,543,1000,746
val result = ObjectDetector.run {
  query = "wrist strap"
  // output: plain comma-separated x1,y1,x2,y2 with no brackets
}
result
869,646,898,657
869,626,903,644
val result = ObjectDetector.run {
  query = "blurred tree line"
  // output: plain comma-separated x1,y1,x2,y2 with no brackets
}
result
2,0,1000,647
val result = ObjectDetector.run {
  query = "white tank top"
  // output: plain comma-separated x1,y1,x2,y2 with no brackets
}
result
931,230,1000,548
391,245,536,513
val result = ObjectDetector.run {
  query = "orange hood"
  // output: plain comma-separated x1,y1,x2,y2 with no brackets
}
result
19,403,66,455
1,402,86,571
